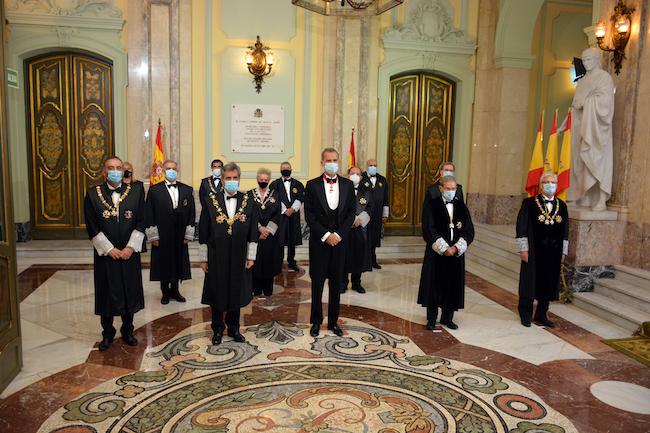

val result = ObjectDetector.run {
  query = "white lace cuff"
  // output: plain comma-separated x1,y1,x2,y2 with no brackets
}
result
358,211,371,227
291,200,302,213
127,230,145,253
198,243,208,261
281,202,287,214
184,225,195,241
247,242,258,261
267,221,278,235
321,231,331,242
454,238,468,256
382,206,389,218
432,237,450,255
516,237,529,252
145,226,159,242
91,232,114,256
563,240,569,256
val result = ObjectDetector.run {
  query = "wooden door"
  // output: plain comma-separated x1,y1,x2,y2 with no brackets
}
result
386,72,454,234
0,0,22,393
26,52,114,239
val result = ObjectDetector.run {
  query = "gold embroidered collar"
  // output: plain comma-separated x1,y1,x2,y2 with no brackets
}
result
96,184,132,219
535,195,562,225
208,192,249,235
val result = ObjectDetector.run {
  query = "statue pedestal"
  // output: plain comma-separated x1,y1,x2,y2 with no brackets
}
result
565,205,623,292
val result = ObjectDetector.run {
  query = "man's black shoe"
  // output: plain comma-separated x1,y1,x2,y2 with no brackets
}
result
372,262,382,269
441,320,458,330
121,334,138,346
161,295,170,305
212,332,223,345
228,330,246,343
328,325,344,337
353,285,366,294
310,324,320,337
425,321,436,330
289,264,300,272
534,318,555,328
98,338,113,351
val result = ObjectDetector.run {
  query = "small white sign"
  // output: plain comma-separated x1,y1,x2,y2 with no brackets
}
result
6,68,18,89
231,104,284,154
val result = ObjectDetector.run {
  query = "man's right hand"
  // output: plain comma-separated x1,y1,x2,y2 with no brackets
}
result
285,208,295,217
326,233,340,246
152,240,160,247
520,251,529,263
200,262,209,273
107,248,122,260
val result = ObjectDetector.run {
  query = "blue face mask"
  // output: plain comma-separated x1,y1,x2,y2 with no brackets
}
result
165,169,178,183
442,190,456,202
107,170,123,184
324,162,339,175
441,170,454,177
367,166,377,176
542,183,557,196
224,180,239,194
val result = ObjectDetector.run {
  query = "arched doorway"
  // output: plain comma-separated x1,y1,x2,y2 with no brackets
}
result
25,51,114,239
385,71,454,234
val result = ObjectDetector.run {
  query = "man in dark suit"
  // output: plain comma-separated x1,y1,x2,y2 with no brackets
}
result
145,160,195,304
84,156,146,351
270,161,304,272
199,159,224,209
428,161,465,202
304,148,356,337
361,159,389,269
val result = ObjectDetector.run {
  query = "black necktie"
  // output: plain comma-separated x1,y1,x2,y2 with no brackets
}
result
545,199,553,203
226,195,237,200
167,184,177,189
284,178,291,183
111,186,123,194
326,177,337,184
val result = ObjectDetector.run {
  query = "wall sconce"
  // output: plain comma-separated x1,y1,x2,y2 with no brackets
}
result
595,0,635,75
245,35,274,93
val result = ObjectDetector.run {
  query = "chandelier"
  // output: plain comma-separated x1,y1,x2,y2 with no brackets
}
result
292,0,404,17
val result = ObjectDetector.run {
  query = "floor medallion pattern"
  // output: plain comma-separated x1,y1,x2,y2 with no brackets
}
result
39,319,577,433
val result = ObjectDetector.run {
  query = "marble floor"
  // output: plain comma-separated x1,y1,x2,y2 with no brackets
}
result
1,245,649,433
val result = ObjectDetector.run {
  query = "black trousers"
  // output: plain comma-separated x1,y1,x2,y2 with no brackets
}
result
310,246,343,326
371,247,378,265
100,313,134,340
341,272,361,290
518,297,550,323
253,276,274,296
211,307,240,334
160,280,180,295
426,305,454,324
286,244,296,266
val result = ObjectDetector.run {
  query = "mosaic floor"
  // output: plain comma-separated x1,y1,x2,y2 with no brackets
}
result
1,260,649,433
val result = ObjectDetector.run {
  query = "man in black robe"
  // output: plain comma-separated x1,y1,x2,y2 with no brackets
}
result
251,168,283,296
361,159,389,269
199,162,259,345
428,161,465,203
199,159,224,209
145,159,195,304
304,148,356,337
516,172,569,328
270,161,304,272
84,156,146,351
341,166,374,294
418,176,474,330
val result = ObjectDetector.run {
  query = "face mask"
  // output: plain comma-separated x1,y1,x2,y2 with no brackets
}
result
258,181,269,189
542,183,557,196
442,190,456,202
165,169,178,183
324,162,339,175
212,168,222,178
123,170,132,179
367,166,377,176
224,180,239,194
349,174,361,186
281,169,292,177
107,170,123,184
441,170,454,177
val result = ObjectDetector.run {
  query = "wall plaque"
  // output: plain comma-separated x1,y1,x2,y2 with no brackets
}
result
231,104,284,153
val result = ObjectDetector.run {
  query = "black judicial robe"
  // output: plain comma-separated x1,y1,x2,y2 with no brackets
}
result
250,188,283,279
84,182,146,316
345,183,374,274
304,175,357,280
361,172,389,248
270,177,305,247
516,195,569,302
418,187,475,310
146,182,195,282
199,175,223,209
199,190,259,310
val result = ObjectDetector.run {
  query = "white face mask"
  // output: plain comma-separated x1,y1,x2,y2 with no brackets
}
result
349,174,361,186
212,168,222,178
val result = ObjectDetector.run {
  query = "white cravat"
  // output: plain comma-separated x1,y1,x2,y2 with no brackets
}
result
108,183,122,221
166,182,179,209
445,201,454,239
544,195,555,212
370,176,377,187
354,187,359,196
213,177,221,189
324,176,339,210
224,192,237,218
283,178,292,201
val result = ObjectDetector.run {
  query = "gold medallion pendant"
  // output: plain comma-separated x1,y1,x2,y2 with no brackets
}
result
538,215,545,222
555,215,563,223
360,198,367,205
102,210,112,219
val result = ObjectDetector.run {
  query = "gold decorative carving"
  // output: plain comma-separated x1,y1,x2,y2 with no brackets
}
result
84,70,101,101
40,67,59,100
81,112,106,173
42,172,64,220
38,111,64,171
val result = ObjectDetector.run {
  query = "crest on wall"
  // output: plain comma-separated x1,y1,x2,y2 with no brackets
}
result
254,108,263,118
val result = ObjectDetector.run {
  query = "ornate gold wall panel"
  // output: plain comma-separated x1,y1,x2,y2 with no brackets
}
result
386,72,454,232
27,53,114,238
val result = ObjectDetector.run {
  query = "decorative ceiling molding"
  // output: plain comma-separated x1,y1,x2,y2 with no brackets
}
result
383,0,476,55
6,0,124,30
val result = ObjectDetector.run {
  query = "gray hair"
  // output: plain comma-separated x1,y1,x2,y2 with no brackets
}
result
439,175,457,186
439,161,455,172
162,159,177,167
321,147,339,160
222,162,241,177
539,172,558,183
256,167,271,177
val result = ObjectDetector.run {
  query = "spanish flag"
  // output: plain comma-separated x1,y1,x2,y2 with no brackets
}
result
150,119,165,185
545,109,559,173
348,128,356,169
525,111,545,197
557,110,572,200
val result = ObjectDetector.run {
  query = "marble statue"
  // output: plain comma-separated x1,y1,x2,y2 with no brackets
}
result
568,47,615,211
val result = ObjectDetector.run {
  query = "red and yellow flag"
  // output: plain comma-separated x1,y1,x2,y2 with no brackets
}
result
525,111,545,197
545,109,559,173
150,120,165,185
348,128,356,169
557,110,572,200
